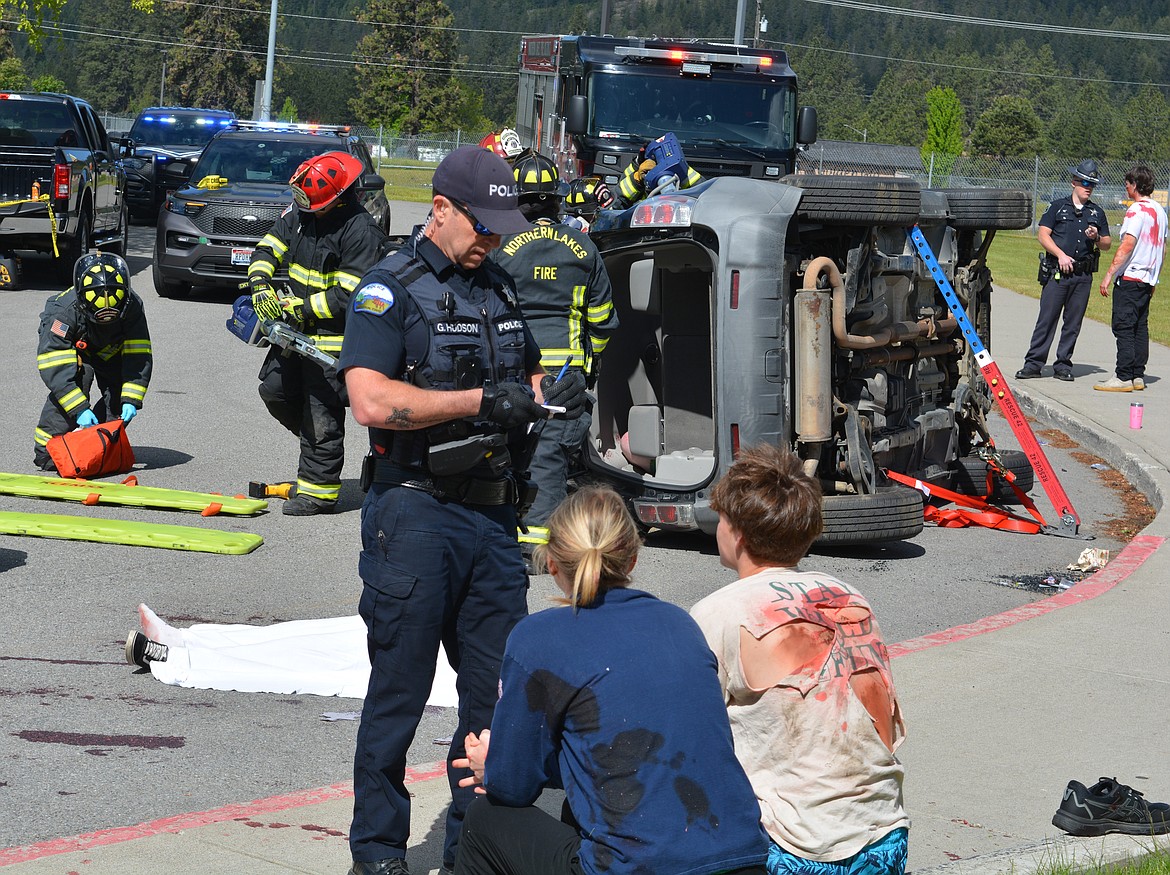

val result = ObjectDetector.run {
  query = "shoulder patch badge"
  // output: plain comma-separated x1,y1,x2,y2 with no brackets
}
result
353,283,395,316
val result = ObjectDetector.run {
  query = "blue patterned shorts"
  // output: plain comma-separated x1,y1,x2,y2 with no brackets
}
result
767,828,908,875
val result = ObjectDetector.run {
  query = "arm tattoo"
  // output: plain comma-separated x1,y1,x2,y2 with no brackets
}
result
385,407,420,429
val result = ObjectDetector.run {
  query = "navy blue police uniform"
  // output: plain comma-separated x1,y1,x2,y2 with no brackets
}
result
1021,194,1110,377
338,225,541,871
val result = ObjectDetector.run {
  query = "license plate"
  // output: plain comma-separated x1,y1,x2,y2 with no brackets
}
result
231,247,254,266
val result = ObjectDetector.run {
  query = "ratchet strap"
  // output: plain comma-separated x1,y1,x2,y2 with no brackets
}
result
886,469,1047,534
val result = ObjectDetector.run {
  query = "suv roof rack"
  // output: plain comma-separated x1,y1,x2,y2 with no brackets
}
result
231,120,351,135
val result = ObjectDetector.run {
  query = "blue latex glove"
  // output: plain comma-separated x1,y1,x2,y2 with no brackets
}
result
121,403,137,424
76,409,98,428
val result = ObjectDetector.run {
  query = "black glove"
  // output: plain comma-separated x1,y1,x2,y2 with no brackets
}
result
540,370,587,419
478,382,548,429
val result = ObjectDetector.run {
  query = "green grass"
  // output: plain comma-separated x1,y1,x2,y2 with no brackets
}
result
986,231,1170,345
1036,846,1170,875
377,159,439,204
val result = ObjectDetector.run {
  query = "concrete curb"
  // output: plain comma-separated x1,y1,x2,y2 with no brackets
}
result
912,833,1170,875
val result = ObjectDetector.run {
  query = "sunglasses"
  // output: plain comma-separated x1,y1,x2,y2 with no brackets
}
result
1075,180,1096,189
444,196,495,236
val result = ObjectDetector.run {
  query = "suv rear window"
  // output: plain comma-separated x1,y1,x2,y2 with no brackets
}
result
129,112,233,148
193,137,346,185
0,101,77,147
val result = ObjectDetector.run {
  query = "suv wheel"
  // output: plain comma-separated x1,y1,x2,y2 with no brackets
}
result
152,258,191,299
815,486,925,546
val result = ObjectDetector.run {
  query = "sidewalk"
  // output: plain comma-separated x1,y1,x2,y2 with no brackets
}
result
2,286,1168,874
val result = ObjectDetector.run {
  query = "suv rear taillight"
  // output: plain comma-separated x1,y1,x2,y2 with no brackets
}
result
53,163,70,200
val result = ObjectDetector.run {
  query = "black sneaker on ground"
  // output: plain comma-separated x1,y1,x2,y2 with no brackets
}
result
124,631,169,669
1054,371,1074,382
1015,368,1043,380
1052,777,1170,836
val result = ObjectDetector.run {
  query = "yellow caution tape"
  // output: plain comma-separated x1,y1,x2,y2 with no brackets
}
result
196,175,229,190
0,193,58,257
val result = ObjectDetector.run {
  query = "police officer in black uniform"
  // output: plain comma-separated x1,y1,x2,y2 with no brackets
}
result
1016,159,1112,382
34,253,151,469
338,146,587,875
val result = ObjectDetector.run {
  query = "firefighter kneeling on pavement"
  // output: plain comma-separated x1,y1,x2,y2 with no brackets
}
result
494,151,619,551
247,151,388,516
34,253,151,470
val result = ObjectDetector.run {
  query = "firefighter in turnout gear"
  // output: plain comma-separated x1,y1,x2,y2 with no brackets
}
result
247,150,389,515
34,253,152,470
616,132,703,208
494,150,619,550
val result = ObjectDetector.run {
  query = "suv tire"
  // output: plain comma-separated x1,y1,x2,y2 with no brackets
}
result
152,258,191,299
941,188,1032,230
782,175,922,226
816,485,925,546
950,449,1035,504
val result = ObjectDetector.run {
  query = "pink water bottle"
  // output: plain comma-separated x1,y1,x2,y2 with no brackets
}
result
1130,402,1144,429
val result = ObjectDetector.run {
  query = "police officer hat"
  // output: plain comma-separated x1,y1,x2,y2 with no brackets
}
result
1069,159,1102,186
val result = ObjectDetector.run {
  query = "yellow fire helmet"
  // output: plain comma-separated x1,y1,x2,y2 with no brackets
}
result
74,252,130,323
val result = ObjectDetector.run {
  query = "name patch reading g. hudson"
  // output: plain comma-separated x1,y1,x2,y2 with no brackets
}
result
435,321,481,335
353,283,394,316
495,318,524,333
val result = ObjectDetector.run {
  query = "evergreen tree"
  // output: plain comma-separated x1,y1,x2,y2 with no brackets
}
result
1045,82,1115,162
922,86,964,176
789,32,867,141
865,63,930,146
164,0,269,116
277,96,298,122
70,0,177,114
1108,85,1170,164
351,0,468,134
971,96,1043,157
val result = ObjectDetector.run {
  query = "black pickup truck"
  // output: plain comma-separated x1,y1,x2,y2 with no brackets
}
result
0,92,128,282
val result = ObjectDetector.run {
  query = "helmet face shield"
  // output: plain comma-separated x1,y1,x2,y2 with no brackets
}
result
75,253,130,323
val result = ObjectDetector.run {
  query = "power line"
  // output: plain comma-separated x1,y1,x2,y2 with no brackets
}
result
5,17,519,77
767,38,1170,91
794,0,1170,42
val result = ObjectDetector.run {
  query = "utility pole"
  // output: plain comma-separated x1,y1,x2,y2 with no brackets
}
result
753,0,767,47
159,50,167,105
734,0,747,45
260,0,277,121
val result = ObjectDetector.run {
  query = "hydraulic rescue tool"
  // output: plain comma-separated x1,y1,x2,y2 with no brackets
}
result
226,283,338,368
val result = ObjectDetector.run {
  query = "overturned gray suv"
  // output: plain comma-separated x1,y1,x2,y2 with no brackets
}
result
579,176,1032,545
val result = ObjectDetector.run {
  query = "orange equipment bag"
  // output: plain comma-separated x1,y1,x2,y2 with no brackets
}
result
46,420,135,479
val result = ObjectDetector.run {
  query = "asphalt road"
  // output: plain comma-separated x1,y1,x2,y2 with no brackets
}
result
0,213,1132,851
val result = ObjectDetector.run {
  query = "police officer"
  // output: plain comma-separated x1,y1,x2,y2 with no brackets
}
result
1016,159,1112,382
339,145,587,875
247,151,388,515
616,131,703,207
494,151,619,550
34,253,151,469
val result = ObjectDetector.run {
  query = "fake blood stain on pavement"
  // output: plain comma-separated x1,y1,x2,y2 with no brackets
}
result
13,730,185,751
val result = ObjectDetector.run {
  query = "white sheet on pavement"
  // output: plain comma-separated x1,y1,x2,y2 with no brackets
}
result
148,614,459,705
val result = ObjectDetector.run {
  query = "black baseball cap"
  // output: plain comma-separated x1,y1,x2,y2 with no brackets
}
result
433,145,530,235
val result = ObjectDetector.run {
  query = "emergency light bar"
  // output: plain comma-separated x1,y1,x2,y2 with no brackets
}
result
232,120,351,135
615,45,774,69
